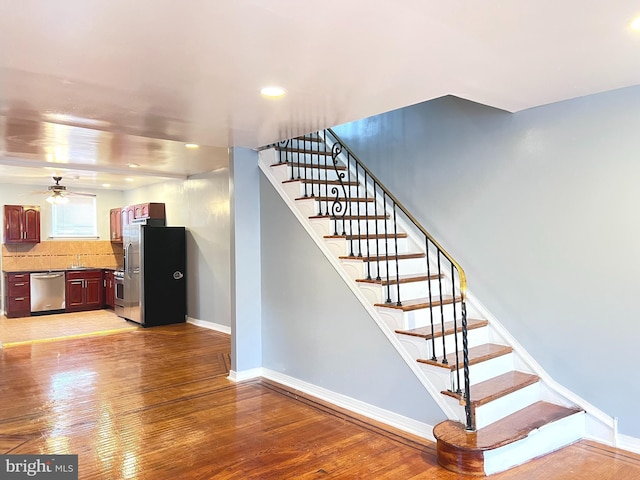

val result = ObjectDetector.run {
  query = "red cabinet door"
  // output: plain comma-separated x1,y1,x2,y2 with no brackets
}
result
4,205,23,243
22,207,40,243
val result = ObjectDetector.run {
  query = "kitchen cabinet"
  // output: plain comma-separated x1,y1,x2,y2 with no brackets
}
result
66,270,104,312
109,208,122,243
104,269,115,308
3,205,40,244
134,202,165,221
3,272,31,318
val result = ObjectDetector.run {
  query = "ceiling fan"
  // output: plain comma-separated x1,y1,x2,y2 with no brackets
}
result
46,176,69,204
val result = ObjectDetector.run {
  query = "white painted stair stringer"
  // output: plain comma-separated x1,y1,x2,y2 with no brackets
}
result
260,146,623,452
464,290,616,445
259,148,462,422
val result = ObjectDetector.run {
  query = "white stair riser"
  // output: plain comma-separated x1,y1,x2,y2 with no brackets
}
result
331,218,397,236
483,412,585,475
377,302,460,331
397,327,489,361
282,165,343,182
323,237,411,257
277,152,334,164
427,327,490,360
358,279,442,305
297,183,363,198
451,352,515,391
299,199,386,218
474,382,541,430
342,256,428,280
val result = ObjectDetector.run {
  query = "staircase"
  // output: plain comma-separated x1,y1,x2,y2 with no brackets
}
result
258,130,588,476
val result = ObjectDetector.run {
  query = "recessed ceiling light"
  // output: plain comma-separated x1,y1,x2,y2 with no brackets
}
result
102,183,111,188
260,86,287,98
128,163,139,168
632,16,640,30
125,177,134,182
185,143,199,149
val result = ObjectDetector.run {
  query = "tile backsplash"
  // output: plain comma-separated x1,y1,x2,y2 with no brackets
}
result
1,240,124,272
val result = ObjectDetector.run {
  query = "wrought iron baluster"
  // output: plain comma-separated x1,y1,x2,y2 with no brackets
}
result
374,186,381,281
461,300,472,431
330,141,347,236
393,204,401,306
436,252,447,365
383,192,391,303
355,163,362,257
426,238,436,361
364,172,371,280
451,263,461,394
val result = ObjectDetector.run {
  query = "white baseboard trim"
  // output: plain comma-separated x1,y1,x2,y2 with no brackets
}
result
616,433,640,455
187,317,231,335
261,368,435,442
227,367,263,383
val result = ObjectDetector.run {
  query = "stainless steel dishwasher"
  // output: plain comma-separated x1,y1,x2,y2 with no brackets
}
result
30,272,66,314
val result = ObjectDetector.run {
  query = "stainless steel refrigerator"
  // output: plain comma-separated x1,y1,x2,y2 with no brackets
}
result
122,223,186,326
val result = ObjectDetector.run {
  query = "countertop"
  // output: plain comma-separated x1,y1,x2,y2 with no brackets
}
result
3,267,121,274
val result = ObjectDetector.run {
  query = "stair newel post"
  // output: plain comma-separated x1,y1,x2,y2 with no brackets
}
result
426,238,437,361
437,252,448,365
393,204,402,306
451,263,462,394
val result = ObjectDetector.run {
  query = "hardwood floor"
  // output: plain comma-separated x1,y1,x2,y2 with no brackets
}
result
0,309,136,345
1,323,640,479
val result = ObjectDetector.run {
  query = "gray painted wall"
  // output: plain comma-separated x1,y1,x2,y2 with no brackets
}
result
260,174,444,425
332,88,640,437
124,170,231,328
229,147,262,372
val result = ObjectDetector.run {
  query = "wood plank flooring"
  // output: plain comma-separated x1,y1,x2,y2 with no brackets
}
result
0,309,136,345
1,322,640,479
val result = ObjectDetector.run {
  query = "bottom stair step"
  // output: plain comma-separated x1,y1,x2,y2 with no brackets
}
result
433,401,584,475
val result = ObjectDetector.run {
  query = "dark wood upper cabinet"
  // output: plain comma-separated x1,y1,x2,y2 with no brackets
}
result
110,207,122,243
3,205,40,244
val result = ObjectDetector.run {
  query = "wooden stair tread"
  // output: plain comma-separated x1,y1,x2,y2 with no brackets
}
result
417,343,512,370
324,233,408,240
275,147,332,155
283,178,360,186
296,196,374,202
341,252,425,261
293,136,323,143
272,161,345,170
442,371,539,407
375,294,459,312
433,401,583,451
357,273,441,286
395,318,488,339
312,214,390,221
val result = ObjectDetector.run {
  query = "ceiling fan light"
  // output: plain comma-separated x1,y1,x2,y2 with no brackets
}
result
47,192,68,204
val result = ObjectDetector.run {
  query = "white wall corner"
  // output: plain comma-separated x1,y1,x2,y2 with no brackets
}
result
228,367,264,383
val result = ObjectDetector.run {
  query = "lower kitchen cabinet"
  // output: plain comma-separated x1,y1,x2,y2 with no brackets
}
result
104,270,115,308
66,270,104,312
4,272,31,318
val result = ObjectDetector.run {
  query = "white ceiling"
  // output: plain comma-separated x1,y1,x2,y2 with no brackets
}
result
1,0,640,192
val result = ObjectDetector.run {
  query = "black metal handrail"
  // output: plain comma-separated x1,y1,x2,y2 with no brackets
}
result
275,129,473,431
